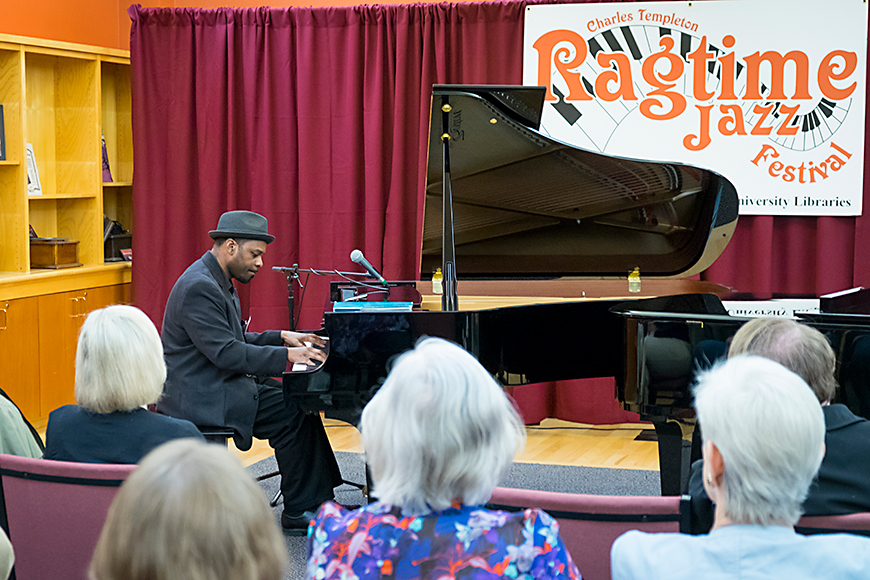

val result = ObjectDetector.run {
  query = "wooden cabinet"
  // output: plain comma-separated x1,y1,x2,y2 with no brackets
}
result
0,34,133,424
0,297,40,421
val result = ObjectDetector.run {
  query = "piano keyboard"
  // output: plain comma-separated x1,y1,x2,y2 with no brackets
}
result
289,339,329,373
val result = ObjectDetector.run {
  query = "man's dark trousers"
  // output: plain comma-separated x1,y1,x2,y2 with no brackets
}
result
253,379,342,514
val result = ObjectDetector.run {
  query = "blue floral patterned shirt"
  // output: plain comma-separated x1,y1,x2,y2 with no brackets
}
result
307,501,582,580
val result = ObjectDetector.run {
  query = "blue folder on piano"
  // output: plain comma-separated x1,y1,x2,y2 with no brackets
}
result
332,301,413,313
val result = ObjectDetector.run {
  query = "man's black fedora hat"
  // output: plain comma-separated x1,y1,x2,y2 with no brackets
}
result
209,210,275,244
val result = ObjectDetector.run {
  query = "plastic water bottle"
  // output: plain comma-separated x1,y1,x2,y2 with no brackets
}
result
432,268,443,294
628,267,641,293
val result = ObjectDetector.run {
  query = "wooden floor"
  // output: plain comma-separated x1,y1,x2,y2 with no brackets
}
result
229,417,661,472
33,416,660,471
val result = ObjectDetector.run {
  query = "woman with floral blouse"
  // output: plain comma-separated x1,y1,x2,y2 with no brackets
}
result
306,337,582,580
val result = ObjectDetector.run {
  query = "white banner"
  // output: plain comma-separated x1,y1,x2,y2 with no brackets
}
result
523,0,868,216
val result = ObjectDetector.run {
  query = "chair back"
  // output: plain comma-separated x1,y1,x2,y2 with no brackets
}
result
0,453,136,580
488,487,690,580
796,512,870,537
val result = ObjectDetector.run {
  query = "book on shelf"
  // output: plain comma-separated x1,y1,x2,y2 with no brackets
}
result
101,132,112,182
25,144,41,195
0,104,5,161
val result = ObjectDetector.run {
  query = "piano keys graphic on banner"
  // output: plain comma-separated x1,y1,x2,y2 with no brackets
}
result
523,0,868,216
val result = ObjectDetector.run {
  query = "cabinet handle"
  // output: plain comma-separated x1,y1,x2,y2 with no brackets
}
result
70,295,91,318
0,304,7,330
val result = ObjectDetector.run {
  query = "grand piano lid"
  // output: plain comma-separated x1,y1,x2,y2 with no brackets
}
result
422,85,739,280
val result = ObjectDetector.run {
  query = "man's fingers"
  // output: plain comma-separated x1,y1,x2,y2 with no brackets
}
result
304,334,327,348
287,346,327,364
307,347,326,363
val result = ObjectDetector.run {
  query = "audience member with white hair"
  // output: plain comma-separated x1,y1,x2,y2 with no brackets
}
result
688,317,870,533
44,304,203,463
611,355,870,580
89,438,287,580
307,337,582,580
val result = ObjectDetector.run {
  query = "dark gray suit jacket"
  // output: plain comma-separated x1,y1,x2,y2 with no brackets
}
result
157,251,287,449
44,405,203,464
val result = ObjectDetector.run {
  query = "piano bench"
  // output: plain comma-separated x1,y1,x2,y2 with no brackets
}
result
196,425,235,445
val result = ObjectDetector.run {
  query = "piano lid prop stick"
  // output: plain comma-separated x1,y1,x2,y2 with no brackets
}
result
441,98,459,312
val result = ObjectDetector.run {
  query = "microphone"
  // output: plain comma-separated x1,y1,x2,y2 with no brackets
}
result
350,249,387,286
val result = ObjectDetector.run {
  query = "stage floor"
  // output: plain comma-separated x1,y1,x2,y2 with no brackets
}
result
232,417,661,472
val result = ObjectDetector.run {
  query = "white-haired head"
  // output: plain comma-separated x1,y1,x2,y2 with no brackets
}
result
360,337,526,514
695,355,825,526
75,305,166,414
89,439,287,580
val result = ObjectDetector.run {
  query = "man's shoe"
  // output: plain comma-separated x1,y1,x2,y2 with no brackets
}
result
281,510,316,535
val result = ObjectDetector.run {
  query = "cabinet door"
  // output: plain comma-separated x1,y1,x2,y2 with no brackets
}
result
37,290,87,417
37,283,133,418
0,297,41,422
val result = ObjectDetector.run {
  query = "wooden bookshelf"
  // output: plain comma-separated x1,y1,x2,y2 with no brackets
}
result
0,34,133,422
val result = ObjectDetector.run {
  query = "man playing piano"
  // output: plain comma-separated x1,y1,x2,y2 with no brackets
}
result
157,210,343,533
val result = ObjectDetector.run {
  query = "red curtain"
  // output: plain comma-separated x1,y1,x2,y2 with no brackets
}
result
128,1,550,331
128,1,870,426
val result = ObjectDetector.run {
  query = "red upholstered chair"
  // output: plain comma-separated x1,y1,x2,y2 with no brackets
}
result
796,512,870,537
0,453,136,580
487,487,691,580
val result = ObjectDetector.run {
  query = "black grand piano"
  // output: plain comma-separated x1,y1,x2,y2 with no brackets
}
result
284,85,742,495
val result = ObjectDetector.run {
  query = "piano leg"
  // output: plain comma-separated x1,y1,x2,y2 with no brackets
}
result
652,419,696,496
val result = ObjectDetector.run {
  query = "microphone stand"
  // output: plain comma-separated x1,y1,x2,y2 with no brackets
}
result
273,266,391,318
273,264,300,330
